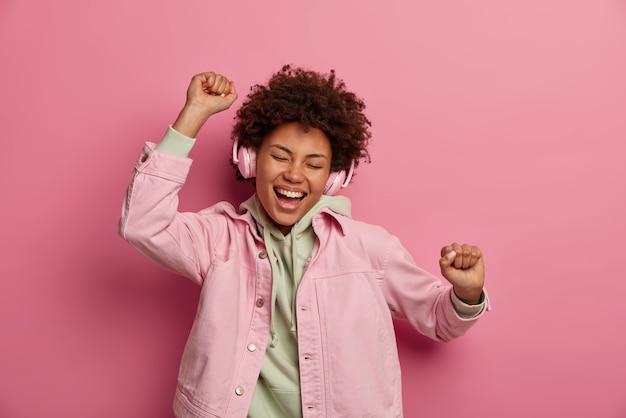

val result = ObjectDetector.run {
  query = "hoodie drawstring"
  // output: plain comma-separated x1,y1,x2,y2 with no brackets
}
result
289,232,299,335
265,225,303,347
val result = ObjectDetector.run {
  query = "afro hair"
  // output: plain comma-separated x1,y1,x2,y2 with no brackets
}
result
231,65,372,179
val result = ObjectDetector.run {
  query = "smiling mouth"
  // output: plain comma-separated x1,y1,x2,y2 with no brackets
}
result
275,187,305,201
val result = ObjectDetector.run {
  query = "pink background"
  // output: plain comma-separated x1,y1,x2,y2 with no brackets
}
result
1,0,625,416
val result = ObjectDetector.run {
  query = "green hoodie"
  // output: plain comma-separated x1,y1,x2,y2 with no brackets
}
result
241,193,351,418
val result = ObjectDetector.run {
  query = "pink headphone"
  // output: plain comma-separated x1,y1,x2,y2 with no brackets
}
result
232,140,354,196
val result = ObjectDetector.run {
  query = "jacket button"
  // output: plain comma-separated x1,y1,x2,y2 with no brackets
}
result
258,251,268,259
256,298,265,308
235,386,244,396
247,343,257,352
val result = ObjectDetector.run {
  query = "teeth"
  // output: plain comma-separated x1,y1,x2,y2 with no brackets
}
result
276,188,304,199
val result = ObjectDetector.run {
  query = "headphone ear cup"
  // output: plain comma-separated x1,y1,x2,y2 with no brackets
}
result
324,171,347,196
324,160,355,195
237,146,257,179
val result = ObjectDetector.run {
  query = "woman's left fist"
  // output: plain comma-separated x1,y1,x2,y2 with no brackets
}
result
439,243,485,305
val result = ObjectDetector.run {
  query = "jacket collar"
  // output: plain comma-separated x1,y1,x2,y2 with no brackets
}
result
312,206,351,237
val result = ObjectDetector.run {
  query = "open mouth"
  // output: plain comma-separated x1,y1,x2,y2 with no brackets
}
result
275,187,306,202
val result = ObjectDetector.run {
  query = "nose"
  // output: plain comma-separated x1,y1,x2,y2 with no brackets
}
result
282,163,304,183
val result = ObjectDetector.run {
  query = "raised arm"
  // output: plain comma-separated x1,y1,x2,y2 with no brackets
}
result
118,72,238,284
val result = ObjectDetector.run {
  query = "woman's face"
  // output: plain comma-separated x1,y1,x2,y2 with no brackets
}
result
255,122,332,235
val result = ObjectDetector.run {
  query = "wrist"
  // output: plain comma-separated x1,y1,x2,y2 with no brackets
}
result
453,287,483,305
172,105,212,138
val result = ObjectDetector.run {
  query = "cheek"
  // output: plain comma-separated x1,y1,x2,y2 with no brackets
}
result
311,172,330,193
256,161,278,184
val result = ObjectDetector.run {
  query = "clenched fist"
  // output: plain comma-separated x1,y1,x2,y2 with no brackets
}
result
439,243,485,305
173,72,238,138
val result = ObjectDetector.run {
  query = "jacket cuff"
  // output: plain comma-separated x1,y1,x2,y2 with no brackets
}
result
451,289,488,318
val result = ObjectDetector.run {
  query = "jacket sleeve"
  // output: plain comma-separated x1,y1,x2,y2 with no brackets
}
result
379,234,488,342
118,129,224,285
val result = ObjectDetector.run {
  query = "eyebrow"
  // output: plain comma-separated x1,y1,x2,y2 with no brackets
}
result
269,144,329,160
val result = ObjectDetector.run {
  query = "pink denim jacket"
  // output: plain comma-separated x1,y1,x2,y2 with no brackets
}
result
119,142,488,418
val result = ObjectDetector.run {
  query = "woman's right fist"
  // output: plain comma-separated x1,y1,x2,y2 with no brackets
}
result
185,72,238,114
172,72,238,138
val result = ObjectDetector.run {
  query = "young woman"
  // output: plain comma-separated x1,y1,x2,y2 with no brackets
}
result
119,65,489,418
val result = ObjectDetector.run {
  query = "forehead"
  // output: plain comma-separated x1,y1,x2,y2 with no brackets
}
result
262,122,331,156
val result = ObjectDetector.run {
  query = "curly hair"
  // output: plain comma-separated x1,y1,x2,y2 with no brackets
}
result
231,65,372,179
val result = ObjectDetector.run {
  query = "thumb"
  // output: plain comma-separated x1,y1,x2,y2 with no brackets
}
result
439,249,456,273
